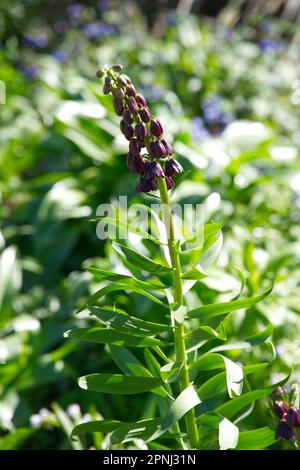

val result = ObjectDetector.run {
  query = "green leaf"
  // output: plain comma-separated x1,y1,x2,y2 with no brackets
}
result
112,241,172,274
111,385,200,444
188,287,273,319
71,420,123,439
92,217,165,245
78,374,163,394
110,418,164,445
235,427,277,450
186,324,227,352
198,356,243,399
78,282,163,312
148,385,201,442
181,265,207,281
0,428,35,450
90,305,169,337
64,327,163,347
109,346,168,398
170,303,187,324
219,417,239,450
85,267,166,290
216,374,290,419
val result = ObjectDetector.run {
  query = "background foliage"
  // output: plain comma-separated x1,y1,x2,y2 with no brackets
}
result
0,0,300,449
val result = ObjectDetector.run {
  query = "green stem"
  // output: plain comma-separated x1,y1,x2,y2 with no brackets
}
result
157,177,199,449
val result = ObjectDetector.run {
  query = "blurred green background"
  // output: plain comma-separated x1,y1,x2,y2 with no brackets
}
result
1,0,300,449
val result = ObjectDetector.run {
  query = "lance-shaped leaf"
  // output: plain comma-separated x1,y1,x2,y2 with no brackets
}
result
90,305,170,337
84,267,166,290
78,282,164,313
78,373,163,394
112,241,172,273
92,216,166,245
235,426,277,450
64,327,164,347
219,417,239,450
71,420,123,439
185,323,227,352
198,363,269,400
188,287,273,319
109,346,168,398
216,373,290,420
110,385,200,444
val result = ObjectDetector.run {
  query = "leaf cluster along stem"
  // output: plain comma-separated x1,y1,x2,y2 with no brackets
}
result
157,177,199,449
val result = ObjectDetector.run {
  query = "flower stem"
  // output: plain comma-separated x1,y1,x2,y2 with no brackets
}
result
157,176,199,449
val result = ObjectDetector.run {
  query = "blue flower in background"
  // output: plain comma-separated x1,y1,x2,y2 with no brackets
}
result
190,116,210,141
52,49,68,63
97,0,112,11
258,39,284,52
67,3,84,20
21,34,49,49
202,95,234,133
83,22,116,38
23,65,39,79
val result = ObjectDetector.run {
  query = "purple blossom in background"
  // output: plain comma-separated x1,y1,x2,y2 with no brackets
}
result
140,86,165,101
190,116,209,141
202,95,234,132
21,33,49,49
67,3,83,20
52,49,68,63
162,12,177,27
97,0,112,11
24,65,39,79
258,39,284,52
83,22,116,38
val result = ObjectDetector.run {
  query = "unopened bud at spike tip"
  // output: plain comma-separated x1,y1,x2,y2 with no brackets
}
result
126,97,138,112
112,64,123,72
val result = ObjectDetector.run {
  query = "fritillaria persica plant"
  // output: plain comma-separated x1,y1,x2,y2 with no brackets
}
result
64,65,295,450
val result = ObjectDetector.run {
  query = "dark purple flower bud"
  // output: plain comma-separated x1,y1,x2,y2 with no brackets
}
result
275,420,296,441
136,94,147,107
112,88,125,99
113,97,124,116
150,118,163,137
150,140,167,158
139,107,151,123
165,159,183,177
117,75,128,87
103,76,112,94
165,176,174,190
126,85,136,97
122,109,133,124
127,152,144,174
120,120,134,140
161,138,173,156
286,407,300,428
96,69,104,78
136,177,158,193
272,387,284,399
273,401,289,419
112,64,123,72
129,137,141,156
126,97,138,112
145,161,165,180
135,123,148,140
